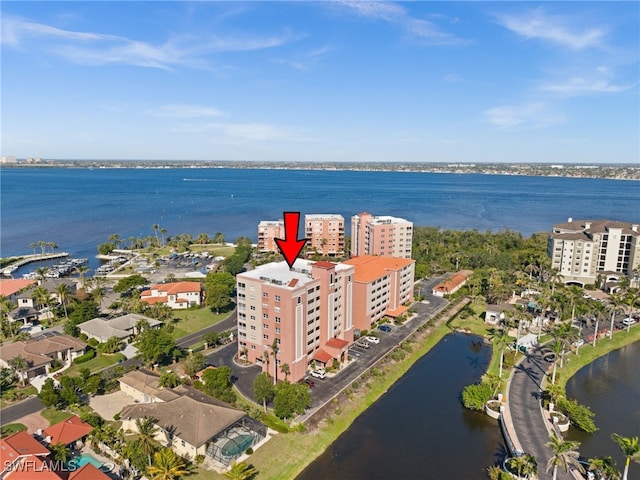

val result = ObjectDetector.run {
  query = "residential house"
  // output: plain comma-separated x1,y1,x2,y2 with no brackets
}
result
0,279,37,301
0,431,50,479
42,415,92,449
0,333,86,380
484,303,518,325
118,370,181,404
68,464,111,480
140,282,203,309
120,386,267,468
432,270,473,297
78,313,162,344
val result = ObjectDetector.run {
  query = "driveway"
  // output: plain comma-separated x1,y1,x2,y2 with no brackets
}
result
89,390,134,421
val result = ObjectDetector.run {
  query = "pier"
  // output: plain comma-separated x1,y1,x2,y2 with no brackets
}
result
2,252,70,276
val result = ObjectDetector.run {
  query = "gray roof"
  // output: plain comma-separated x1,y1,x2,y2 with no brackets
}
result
78,318,130,340
120,395,246,448
552,219,640,237
107,313,162,331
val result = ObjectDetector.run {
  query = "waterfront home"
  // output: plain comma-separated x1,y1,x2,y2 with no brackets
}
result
68,463,111,480
140,281,203,309
432,270,473,297
78,313,162,344
0,333,87,380
0,279,37,301
42,415,92,449
484,303,518,325
120,386,267,468
0,431,50,479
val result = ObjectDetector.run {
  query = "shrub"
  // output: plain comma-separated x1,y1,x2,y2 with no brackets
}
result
351,381,359,389
113,412,120,421
461,382,494,411
556,397,597,433
245,447,253,455
390,348,406,361
73,350,96,364
87,338,99,348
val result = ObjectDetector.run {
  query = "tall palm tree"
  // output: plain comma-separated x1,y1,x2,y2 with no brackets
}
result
8,355,29,385
588,456,621,480
280,363,290,381
611,434,640,480
608,293,625,339
224,461,258,480
147,448,190,480
262,351,270,380
29,242,36,255
35,267,48,283
508,454,538,479
624,288,639,333
546,434,584,480
92,286,106,311
271,339,279,385
56,283,72,321
489,327,510,378
152,225,160,247
591,300,607,347
135,416,158,466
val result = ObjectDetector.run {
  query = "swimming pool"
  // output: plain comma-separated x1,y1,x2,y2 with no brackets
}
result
220,434,254,457
68,453,103,469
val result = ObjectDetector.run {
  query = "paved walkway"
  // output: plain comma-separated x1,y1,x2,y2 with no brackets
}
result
507,348,577,480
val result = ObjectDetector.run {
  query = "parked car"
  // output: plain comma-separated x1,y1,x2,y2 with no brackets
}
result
572,339,585,347
365,336,380,344
543,353,556,363
304,379,315,388
378,324,392,332
356,340,371,349
622,317,637,326
310,370,326,379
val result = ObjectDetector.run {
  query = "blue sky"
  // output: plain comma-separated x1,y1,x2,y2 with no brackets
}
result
2,1,638,163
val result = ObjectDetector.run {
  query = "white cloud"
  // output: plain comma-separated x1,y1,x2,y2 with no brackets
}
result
336,1,468,46
497,9,608,50
485,102,565,128
152,104,224,118
540,77,634,96
1,14,297,70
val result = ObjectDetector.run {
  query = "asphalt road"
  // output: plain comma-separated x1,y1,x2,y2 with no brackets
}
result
0,397,44,425
508,348,572,480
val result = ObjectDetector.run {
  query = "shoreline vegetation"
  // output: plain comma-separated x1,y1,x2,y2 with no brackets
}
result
2,160,639,180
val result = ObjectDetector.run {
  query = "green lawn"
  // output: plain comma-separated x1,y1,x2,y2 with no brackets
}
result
0,423,27,437
63,352,126,377
41,407,73,426
0,385,38,408
170,308,231,338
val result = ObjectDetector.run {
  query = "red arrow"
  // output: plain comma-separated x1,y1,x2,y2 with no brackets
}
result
275,212,308,269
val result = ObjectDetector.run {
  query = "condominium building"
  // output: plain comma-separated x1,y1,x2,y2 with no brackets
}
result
344,255,416,331
305,214,345,256
257,220,284,253
351,212,413,259
547,218,640,285
236,259,355,383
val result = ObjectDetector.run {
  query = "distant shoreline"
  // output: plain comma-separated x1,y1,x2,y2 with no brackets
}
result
2,160,639,181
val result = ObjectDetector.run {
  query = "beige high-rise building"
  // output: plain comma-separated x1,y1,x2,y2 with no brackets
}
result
351,212,413,259
305,214,345,257
547,218,640,286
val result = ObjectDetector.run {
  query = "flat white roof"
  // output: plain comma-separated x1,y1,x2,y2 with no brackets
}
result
305,214,344,220
258,220,283,226
370,215,411,225
239,259,352,288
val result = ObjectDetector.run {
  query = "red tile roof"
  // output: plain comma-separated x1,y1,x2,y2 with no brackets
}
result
325,338,349,349
312,348,333,363
4,457,63,480
148,282,202,294
0,431,50,469
43,416,92,446
386,305,409,317
433,270,472,293
312,261,336,269
0,279,37,298
69,463,111,480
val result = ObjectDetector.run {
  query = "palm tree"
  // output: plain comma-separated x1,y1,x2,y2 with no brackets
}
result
56,283,72,321
545,434,584,480
8,355,29,385
262,351,270,379
147,448,190,480
152,225,160,247
591,300,607,347
588,456,621,480
271,339,279,385
280,363,290,381
548,268,564,295
507,453,538,479
75,265,89,287
29,242,36,255
624,288,639,333
160,228,167,247
607,293,625,339
489,327,510,378
92,286,106,311
35,267,48,283
49,442,71,463
135,417,159,466
224,461,258,480
611,434,640,480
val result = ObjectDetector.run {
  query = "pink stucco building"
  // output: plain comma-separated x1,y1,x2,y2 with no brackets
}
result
257,220,284,253
305,214,345,256
236,259,354,383
350,212,413,259
344,255,416,331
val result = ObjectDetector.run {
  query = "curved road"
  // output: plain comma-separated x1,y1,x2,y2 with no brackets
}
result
508,348,572,480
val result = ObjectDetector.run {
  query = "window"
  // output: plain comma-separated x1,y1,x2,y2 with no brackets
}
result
251,345,256,350
263,292,269,298
275,317,281,323
250,305,256,311
263,323,269,329
263,313,269,319
263,334,269,340
250,325,256,330
275,295,281,302
275,327,281,333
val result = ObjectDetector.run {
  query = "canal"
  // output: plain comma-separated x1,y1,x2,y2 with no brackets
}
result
566,340,640,478
297,332,506,479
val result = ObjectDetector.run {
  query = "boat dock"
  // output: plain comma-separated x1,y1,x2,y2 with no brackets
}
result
2,252,70,276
